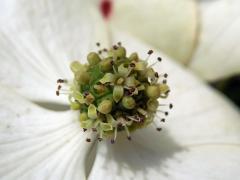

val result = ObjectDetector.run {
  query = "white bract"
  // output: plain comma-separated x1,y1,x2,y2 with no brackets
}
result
0,0,240,180
112,0,240,81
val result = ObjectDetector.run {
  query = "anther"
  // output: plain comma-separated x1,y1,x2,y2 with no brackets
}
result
157,57,162,62
156,127,162,131
111,139,115,144
163,79,167,84
127,136,132,141
98,50,102,54
57,79,65,83
92,128,97,132
57,85,62,90
86,138,91,142
103,48,108,52
113,45,118,50
56,91,60,96
83,128,87,132
161,118,165,122
164,73,168,78
169,103,173,109
130,63,135,67
155,72,159,78
148,50,153,55
98,138,103,142
117,42,122,46
96,42,100,47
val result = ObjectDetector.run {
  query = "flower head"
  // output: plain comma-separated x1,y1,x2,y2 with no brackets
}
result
57,43,172,143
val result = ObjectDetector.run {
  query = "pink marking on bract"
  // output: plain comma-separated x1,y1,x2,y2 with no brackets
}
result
100,0,112,20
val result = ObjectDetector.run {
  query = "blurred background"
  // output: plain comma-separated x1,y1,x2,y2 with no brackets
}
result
105,0,240,108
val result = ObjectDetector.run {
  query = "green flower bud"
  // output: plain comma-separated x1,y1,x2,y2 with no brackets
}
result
147,100,159,112
159,84,170,94
99,57,112,72
100,122,113,131
116,77,125,85
80,112,88,122
85,93,95,105
87,52,101,65
122,96,136,109
70,102,81,110
88,104,97,119
125,76,136,87
118,64,129,77
81,120,93,129
129,52,138,61
75,71,90,84
134,61,147,71
115,47,126,58
99,73,116,84
94,84,106,94
97,100,112,114
146,85,160,99
113,85,124,103
70,61,85,73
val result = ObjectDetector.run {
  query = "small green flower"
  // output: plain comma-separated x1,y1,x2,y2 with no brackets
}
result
58,42,172,143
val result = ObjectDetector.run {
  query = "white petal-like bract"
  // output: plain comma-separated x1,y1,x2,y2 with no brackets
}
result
0,86,94,180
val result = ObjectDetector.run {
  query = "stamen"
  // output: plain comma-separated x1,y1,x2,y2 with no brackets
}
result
117,42,122,46
153,121,162,131
146,49,153,62
124,125,131,140
111,127,118,144
157,57,162,62
157,110,169,116
86,138,91,142
96,42,101,47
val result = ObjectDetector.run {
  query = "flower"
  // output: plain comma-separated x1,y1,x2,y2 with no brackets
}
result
111,0,240,81
0,1,240,180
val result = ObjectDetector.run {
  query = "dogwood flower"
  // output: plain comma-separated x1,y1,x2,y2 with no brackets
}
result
0,1,240,180
111,0,240,81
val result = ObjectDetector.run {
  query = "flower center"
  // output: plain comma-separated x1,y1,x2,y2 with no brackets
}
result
56,42,172,143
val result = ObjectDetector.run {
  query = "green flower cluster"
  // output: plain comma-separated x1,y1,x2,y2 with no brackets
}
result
68,43,170,143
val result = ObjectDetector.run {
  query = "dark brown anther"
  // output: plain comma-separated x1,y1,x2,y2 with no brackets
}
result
98,50,102,54
103,48,108,52
57,79,64,83
56,91,60,96
127,136,132,141
98,138,103,142
169,103,173,109
161,118,165,122
117,57,121,60
117,42,122,46
113,45,118,50
96,42,100,47
165,112,169,116
130,63,135,67
83,128,87,132
163,80,167,84
110,60,114,66
164,73,168,78
148,50,153,55
92,128,97,132
57,85,62,90
155,72,159,78
86,138,91,142
157,57,162,62
156,127,162,131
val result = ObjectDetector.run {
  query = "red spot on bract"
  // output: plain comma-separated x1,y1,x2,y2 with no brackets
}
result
100,0,112,20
